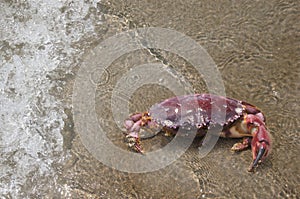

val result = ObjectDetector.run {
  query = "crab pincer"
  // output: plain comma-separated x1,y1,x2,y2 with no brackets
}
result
244,114,272,172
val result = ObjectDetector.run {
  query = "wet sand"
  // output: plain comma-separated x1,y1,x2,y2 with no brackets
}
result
1,0,299,198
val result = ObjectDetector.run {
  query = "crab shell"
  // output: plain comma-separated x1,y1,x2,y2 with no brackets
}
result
148,94,263,131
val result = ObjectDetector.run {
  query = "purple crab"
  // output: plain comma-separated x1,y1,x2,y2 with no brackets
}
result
124,94,272,172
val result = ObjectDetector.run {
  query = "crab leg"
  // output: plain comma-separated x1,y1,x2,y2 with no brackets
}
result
231,137,251,151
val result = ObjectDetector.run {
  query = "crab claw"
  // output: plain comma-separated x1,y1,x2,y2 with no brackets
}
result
124,113,143,153
248,139,270,172
245,114,272,172
124,112,153,154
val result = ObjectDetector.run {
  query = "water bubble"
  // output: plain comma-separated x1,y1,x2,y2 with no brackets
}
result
89,68,110,86
158,78,165,83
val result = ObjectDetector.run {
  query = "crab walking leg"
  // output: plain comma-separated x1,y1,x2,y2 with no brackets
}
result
231,137,252,151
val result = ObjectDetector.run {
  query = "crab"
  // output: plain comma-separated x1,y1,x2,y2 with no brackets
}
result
124,94,272,172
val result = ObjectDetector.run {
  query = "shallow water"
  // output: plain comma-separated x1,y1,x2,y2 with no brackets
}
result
1,0,299,198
